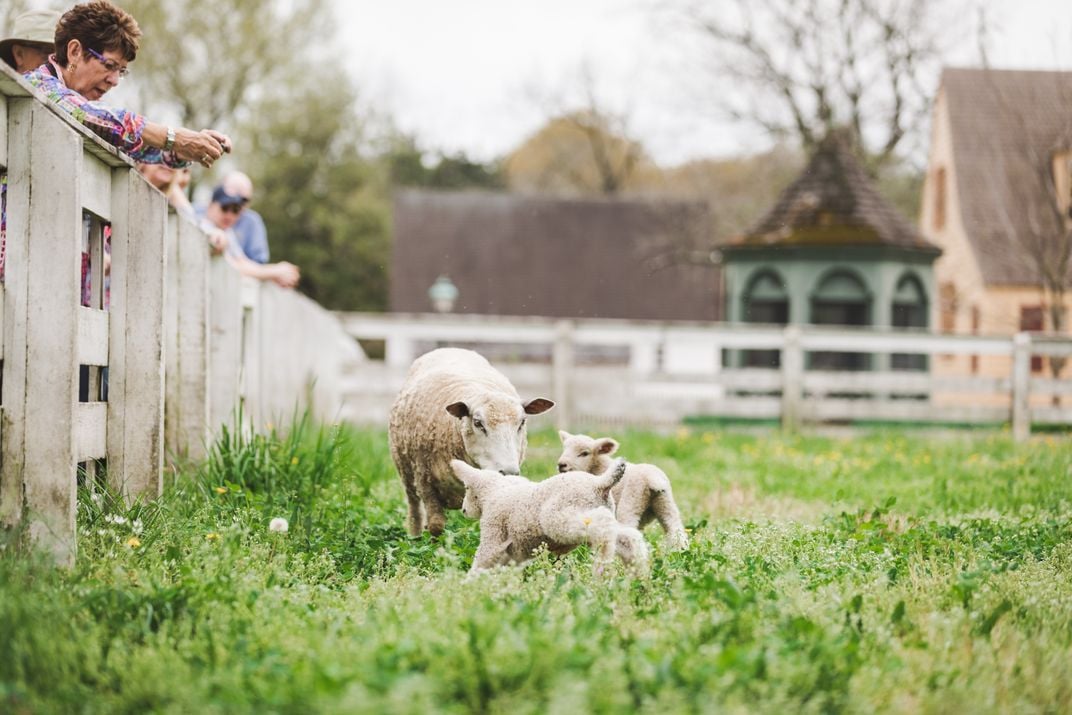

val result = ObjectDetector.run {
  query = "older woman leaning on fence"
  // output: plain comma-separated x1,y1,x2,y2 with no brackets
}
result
22,1,232,168
1,1,233,283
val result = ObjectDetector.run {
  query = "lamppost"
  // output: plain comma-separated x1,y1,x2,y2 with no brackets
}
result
428,275,459,313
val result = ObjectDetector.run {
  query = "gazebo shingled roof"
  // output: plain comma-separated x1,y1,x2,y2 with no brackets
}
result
727,132,938,254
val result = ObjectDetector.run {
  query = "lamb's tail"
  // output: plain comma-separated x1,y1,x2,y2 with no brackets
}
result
598,459,628,489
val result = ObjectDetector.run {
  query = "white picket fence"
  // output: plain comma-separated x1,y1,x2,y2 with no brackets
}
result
335,312,1072,439
0,64,362,564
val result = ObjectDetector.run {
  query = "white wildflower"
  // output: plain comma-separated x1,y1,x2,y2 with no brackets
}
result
269,517,289,534
132,519,144,535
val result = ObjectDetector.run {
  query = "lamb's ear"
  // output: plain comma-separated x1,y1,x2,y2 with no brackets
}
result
450,459,482,486
446,402,470,419
596,438,619,456
523,397,555,415
558,430,573,444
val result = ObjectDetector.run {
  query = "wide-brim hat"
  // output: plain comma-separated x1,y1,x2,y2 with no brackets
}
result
0,10,60,69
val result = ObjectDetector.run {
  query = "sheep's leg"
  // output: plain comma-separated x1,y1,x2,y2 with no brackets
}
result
469,538,511,573
615,527,651,577
400,471,425,537
613,486,645,530
417,479,447,536
582,509,620,577
651,490,689,550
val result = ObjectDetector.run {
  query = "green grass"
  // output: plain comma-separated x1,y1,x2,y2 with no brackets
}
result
3,423,1072,713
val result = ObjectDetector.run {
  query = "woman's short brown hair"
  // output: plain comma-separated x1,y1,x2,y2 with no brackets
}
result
55,1,141,67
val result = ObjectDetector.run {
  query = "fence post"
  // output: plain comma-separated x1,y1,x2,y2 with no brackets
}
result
552,319,574,430
781,325,803,433
164,214,211,463
1012,331,1031,442
107,168,168,500
0,100,82,564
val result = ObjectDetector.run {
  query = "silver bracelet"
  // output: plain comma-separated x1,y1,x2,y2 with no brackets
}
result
163,126,176,152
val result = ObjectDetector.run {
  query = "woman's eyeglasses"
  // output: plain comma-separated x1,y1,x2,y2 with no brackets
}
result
221,203,246,214
85,46,130,79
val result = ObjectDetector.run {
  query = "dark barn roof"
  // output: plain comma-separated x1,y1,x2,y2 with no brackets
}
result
390,191,721,320
941,68,1072,286
729,132,937,255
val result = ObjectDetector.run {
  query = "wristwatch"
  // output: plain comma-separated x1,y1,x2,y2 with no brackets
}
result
164,126,175,152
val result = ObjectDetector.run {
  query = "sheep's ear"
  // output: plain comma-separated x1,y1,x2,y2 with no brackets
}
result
523,398,555,415
446,401,471,419
558,430,573,444
450,459,481,485
596,438,619,456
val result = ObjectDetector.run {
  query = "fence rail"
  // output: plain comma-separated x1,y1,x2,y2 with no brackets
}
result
0,64,362,564
335,312,1072,439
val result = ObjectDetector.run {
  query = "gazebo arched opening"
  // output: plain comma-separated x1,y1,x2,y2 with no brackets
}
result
742,270,789,368
810,269,871,370
891,272,929,371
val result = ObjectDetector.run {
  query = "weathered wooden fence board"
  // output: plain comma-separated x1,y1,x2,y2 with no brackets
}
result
107,169,168,500
1,100,83,564
165,213,212,461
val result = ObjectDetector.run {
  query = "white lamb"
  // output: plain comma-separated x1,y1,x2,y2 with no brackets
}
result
450,459,650,576
388,348,554,537
557,430,689,550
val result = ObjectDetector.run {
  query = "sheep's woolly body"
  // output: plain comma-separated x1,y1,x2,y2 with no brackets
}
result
557,431,690,550
453,460,649,576
389,348,552,537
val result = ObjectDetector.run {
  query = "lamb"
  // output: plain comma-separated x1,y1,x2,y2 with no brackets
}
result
450,459,649,576
388,348,554,537
557,430,689,550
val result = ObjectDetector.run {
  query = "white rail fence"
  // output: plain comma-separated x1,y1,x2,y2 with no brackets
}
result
0,65,362,564
336,312,1072,440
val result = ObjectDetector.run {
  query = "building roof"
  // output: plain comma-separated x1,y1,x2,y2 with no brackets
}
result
728,132,937,254
940,67,1072,286
390,190,721,320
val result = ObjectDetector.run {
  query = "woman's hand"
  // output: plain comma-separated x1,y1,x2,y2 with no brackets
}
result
172,128,233,167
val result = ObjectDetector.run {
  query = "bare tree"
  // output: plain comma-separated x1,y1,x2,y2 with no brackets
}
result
670,0,982,165
513,62,649,195
119,0,333,133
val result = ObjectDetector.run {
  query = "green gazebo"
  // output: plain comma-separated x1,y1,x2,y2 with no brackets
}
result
721,134,941,370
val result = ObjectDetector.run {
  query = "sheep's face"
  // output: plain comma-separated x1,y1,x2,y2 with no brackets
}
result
461,488,482,519
447,397,553,475
557,431,618,475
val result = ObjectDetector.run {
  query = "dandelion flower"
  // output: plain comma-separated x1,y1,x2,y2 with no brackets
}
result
582,516,592,527
125,536,141,548
269,517,289,534
215,486,228,495
290,457,299,466
205,532,219,541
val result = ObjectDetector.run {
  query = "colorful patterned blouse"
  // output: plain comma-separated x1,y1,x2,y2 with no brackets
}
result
23,56,187,167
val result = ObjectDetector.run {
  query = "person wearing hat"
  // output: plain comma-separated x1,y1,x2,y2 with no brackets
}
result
1,9,60,73
209,171,270,264
201,184,300,289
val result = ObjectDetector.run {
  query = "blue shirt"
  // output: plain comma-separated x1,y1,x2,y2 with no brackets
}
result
233,209,269,264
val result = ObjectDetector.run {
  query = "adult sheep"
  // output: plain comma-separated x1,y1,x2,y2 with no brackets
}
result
388,348,555,536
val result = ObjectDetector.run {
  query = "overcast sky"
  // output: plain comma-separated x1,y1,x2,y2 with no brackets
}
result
334,0,1072,166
